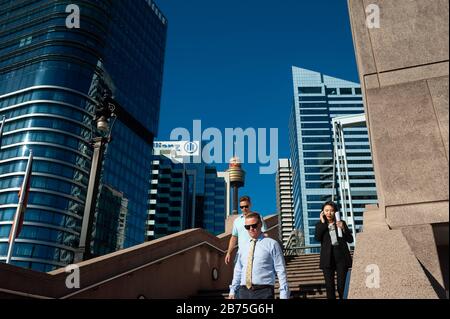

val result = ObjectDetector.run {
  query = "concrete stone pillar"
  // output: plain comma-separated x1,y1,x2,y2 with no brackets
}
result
347,0,449,298
225,214,239,234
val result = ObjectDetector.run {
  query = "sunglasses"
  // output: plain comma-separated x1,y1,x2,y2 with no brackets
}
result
244,223,259,230
240,205,249,209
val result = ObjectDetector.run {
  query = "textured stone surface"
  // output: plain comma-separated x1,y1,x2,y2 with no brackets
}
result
348,229,438,298
364,0,449,72
427,76,449,158
225,215,239,234
401,224,446,297
387,201,449,228
366,80,449,207
379,62,449,88
365,204,379,211
348,0,449,299
348,0,378,77
362,208,389,232
364,74,380,89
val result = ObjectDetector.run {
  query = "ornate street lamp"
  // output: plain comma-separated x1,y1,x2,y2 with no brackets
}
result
74,88,117,263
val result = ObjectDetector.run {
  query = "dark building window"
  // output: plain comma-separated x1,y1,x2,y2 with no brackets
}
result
340,88,353,95
299,87,322,94
326,88,337,95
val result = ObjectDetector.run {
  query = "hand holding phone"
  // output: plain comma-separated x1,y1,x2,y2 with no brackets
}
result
320,211,325,223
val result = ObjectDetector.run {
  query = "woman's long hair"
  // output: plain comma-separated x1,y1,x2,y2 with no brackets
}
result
321,201,339,223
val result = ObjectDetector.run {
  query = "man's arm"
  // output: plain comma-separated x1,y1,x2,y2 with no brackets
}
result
225,235,238,265
228,251,242,299
272,242,290,299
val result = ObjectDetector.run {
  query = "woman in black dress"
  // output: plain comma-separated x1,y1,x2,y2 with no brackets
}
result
315,201,353,299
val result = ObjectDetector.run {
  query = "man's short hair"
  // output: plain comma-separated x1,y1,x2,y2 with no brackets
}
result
239,195,251,203
245,212,261,223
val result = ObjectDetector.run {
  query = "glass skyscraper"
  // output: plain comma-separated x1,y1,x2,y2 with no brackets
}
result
0,0,167,271
147,146,226,240
289,66,378,248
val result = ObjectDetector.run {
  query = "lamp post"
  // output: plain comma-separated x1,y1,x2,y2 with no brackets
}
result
74,89,117,263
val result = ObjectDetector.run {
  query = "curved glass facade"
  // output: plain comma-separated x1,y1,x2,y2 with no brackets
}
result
0,0,167,271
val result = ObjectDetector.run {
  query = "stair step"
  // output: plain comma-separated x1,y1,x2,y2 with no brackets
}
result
285,257,320,262
286,269,323,274
285,260,321,265
286,261,321,265
191,253,330,299
286,267,320,271
286,274,323,278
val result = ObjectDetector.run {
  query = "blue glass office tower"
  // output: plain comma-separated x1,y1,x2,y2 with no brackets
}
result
189,163,226,235
147,148,226,240
289,67,377,248
0,0,167,271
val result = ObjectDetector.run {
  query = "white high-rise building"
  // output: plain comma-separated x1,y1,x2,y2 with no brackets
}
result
289,66,378,249
276,159,295,247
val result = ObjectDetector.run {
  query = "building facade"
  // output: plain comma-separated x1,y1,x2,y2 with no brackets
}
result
347,0,448,298
289,66,378,248
276,159,295,248
217,171,231,217
0,0,167,271
147,146,226,240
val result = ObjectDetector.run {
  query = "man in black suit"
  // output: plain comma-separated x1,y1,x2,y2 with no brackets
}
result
315,201,353,299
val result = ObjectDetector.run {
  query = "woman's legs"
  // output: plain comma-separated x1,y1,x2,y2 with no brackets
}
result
322,268,336,299
335,264,348,299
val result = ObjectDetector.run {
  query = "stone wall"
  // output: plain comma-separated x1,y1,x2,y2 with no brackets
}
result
347,0,448,298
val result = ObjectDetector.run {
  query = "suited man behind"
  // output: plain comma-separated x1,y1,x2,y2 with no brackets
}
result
315,201,353,299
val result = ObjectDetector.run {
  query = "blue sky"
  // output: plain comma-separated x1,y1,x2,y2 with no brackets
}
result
155,0,360,216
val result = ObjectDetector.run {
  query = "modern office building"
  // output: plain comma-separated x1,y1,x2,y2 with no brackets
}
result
0,0,167,271
147,147,185,240
147,145,226,240
217,171,231,217
196,164,226,235
289,66,378,249
275,159,295,248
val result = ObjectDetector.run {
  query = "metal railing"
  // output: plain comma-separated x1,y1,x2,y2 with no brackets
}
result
284,245,321,256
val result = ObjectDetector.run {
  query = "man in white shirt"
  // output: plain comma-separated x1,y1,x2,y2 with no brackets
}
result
229,213,290,299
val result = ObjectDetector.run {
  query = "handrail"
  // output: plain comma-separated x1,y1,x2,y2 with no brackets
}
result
284,245,321,250
0,218,277,299
0,287,54,299
60,240,227,299
61,221,278,299
265,223,278,233
284,245,321,256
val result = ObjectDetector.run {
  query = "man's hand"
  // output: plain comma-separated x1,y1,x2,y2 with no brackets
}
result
225,252,231,265
228,294,236,299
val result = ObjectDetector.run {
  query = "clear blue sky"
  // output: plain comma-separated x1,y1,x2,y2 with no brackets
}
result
155,0,360,216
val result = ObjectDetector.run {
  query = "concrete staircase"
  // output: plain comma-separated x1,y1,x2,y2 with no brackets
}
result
192,253,332,299
276,253,328,299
